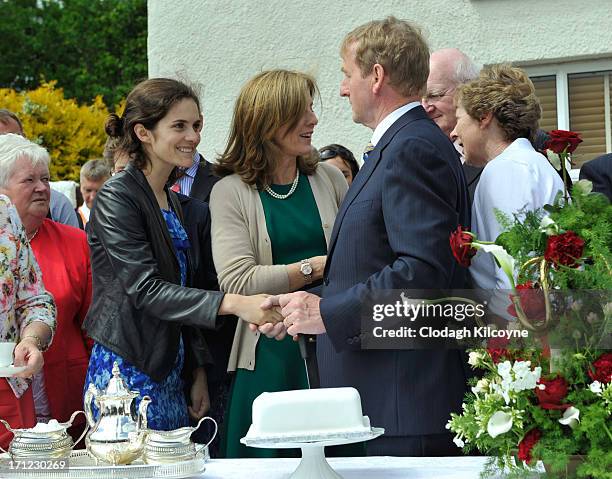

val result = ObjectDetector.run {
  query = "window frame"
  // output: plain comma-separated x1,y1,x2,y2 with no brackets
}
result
522,59,612,154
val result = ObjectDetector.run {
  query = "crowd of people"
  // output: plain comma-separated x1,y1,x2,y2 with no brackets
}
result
0,15,610,459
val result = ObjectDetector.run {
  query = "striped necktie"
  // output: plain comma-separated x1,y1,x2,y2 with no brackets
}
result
362,142,375,162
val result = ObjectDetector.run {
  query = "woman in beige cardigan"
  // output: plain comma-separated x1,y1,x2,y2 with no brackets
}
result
210,70,347,458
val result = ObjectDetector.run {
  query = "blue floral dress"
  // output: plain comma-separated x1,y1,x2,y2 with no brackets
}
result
84,208,191,431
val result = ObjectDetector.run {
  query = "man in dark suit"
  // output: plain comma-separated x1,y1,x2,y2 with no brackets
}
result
173,152,219,202
579,153,612,202
260,17,471,456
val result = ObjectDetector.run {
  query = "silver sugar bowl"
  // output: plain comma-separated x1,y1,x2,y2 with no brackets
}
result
143,416,216,464
84,361,151,465
0,411,87,459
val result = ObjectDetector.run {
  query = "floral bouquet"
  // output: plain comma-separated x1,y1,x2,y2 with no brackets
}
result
447,131,612,478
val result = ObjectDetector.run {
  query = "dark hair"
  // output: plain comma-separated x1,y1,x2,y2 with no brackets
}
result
318,144,359,179
104,78,200,171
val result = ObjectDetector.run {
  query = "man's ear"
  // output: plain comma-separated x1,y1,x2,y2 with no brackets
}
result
479,111,494,129
372,63,385,95
134,123,151,144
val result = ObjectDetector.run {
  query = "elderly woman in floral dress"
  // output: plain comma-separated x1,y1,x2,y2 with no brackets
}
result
0,194,55,450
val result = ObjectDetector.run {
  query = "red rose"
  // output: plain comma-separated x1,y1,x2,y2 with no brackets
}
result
518,429,542,464
487,336,510,364
507,281,546,322
544,129,583,154
588,353,612,384
449,226,477,267
536,375,569,410
544,231,585,268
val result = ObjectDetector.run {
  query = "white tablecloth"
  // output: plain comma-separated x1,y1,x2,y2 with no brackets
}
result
202,456,542,478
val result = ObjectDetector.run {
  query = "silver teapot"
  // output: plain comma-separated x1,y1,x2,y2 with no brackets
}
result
0,411,87,459
84,361,151,465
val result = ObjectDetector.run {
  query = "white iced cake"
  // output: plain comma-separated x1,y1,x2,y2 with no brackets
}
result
246,387,371,438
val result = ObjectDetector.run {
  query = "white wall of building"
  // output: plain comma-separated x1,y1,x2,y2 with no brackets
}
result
148,0,612,161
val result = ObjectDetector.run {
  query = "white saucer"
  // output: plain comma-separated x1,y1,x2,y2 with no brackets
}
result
0,365,27,377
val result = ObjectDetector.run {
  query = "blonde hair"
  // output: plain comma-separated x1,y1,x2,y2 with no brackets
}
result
341,16,430,97
215,70,319,187
456,64,541,143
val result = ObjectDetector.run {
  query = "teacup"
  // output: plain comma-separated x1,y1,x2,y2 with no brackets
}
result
0,342,16,367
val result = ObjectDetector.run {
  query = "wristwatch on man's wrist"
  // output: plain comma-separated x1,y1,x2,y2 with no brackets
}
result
300,259,313,283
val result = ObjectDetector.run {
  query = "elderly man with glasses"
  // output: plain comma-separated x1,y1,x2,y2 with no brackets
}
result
422,49,483,204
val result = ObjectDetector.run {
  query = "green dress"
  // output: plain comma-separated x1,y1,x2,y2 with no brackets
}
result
222,172,327,458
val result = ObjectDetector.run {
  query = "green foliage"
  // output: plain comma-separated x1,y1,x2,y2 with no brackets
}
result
0,0,147,106
495,189,612,290
0,81,109,181
449,349,612,478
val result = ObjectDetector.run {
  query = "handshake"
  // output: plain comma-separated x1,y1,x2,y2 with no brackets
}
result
239,291,327,340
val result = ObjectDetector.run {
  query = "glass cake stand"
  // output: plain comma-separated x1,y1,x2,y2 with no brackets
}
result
241,428,384,479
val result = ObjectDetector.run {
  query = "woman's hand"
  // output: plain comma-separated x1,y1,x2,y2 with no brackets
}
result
188,367,210,420
232,294,284,326
311,255,327,281
12,338,44,378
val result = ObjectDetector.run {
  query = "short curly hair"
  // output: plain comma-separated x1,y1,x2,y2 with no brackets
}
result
455,64,541,143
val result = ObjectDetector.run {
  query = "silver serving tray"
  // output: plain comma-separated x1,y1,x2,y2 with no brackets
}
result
0,450,206,478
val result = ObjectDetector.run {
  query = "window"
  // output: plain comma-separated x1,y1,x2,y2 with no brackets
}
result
525,59,612,168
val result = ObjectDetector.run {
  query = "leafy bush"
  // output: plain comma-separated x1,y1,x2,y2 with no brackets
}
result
1,81,111,181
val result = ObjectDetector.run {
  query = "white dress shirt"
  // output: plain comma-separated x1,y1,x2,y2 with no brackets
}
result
470,138,564,314
370,102,421,146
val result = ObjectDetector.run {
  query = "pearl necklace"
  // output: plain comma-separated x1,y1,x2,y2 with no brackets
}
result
264,170,299,200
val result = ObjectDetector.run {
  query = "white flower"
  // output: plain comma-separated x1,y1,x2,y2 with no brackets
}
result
472,378,490,395
487,411,513,438
586,312,598,324
589,381,603,395
546,150,562,171
468,351,483,366
475,243,516,288
573,179,593,195
453,435,465,448
559,406,580,429
569,300,582,312
539,216,559,236
603,302,612,317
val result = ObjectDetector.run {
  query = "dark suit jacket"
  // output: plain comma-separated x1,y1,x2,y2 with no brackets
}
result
186,157,236,383
317,106,471,438
579,154,612,202
190,155,219,203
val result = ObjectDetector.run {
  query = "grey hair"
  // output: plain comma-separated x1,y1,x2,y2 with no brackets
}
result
80,158,110,182
452,54,481,85
0,133,50,188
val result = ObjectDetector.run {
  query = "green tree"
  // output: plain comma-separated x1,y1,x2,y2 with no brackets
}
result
0,0,147,107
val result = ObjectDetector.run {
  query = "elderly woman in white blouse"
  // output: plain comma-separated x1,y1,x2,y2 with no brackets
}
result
0,194,55,449
451,65,563,313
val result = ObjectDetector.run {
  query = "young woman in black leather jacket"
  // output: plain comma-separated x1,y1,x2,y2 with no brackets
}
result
82,78,281,431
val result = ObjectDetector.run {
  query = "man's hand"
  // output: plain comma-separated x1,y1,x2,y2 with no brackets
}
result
260,291,326,337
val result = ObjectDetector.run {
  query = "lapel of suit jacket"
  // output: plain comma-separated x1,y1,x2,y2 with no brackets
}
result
326,106,428,264
190,154,217,202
